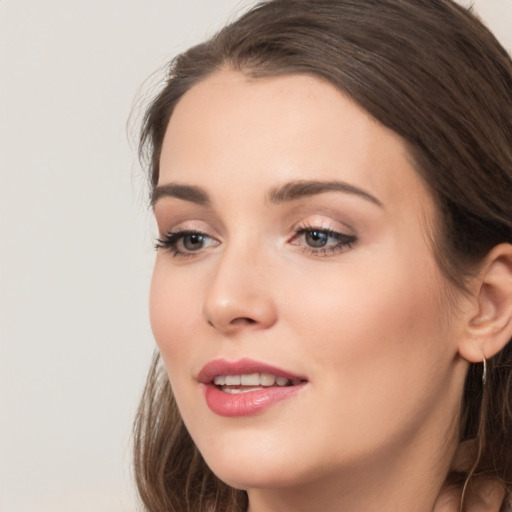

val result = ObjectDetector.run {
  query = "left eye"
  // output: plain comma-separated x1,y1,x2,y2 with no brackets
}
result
303,230,331,248
291,227,356,255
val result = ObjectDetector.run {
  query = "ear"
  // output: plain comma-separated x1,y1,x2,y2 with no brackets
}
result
458,243,512,363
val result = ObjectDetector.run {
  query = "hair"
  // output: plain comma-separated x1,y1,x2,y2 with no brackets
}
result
134,1,512,510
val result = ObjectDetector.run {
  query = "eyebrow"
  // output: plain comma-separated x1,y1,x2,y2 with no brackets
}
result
151,179,383,208
267,180,383,207
151,183,210,207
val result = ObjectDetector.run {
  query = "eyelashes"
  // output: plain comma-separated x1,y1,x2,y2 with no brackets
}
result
290,226,356,256
155,225,357,258
155,230,219,257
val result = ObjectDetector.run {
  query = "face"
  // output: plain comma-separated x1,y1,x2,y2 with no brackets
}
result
150,70,468,497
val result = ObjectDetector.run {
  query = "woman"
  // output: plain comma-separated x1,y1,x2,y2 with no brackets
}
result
134,0,512,510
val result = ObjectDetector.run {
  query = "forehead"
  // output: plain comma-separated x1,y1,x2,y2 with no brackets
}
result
159,70,433,216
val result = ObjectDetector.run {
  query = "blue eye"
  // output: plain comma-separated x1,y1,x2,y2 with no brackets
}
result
292,227,356,256
155,230,218,257
304,230,330,248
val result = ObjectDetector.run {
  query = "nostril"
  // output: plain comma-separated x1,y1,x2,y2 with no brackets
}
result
231,317,257,325
206,317,257,330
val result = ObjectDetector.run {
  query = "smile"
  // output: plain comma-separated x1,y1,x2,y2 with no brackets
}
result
198,359,308,416
213,373,303,391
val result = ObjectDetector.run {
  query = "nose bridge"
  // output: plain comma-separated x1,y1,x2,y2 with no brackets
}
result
202,235,277,332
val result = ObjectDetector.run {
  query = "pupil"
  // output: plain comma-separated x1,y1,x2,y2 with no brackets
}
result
305,230,327,248
183,233,204,251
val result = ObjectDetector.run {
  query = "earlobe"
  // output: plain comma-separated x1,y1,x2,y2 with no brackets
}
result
458,243,512,363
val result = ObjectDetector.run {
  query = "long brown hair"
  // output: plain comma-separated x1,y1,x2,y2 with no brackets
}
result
134,1,512,510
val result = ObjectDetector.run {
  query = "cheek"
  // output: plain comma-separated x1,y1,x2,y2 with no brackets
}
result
149,261,201,372
274,255,457,462
287,249,453,401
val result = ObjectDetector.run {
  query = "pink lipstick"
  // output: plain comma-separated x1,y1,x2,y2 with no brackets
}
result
197,358,307,417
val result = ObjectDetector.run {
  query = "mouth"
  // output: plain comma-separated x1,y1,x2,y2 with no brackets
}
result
198,358,308,416
212,373,304,394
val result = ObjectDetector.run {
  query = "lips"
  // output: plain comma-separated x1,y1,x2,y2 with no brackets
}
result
197,358,307,417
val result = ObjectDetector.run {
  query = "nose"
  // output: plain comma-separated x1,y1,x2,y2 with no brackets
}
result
202,246,278,334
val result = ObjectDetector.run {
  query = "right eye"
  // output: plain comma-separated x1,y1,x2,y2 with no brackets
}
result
155,230,219,257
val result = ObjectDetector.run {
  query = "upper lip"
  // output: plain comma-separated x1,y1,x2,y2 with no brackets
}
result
197,358,307,384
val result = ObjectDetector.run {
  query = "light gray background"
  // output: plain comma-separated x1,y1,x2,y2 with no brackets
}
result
1,1,510,511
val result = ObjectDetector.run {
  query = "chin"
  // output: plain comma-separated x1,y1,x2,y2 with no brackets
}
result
209,459,311,491
197,434,327,492
200,441,286,487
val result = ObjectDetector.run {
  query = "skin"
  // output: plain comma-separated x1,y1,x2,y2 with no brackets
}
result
150,70,501,512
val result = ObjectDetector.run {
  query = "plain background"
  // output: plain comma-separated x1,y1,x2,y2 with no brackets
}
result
1,1,510,511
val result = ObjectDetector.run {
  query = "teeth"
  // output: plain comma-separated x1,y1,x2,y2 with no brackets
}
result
222,386,261,394
213,375,226,386
225,375,241,385
213,373,294,387
260,373,276,386
276,376,289,386
241,373,260,386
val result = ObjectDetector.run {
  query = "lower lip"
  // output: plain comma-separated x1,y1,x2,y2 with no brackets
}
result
203,384,304,417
